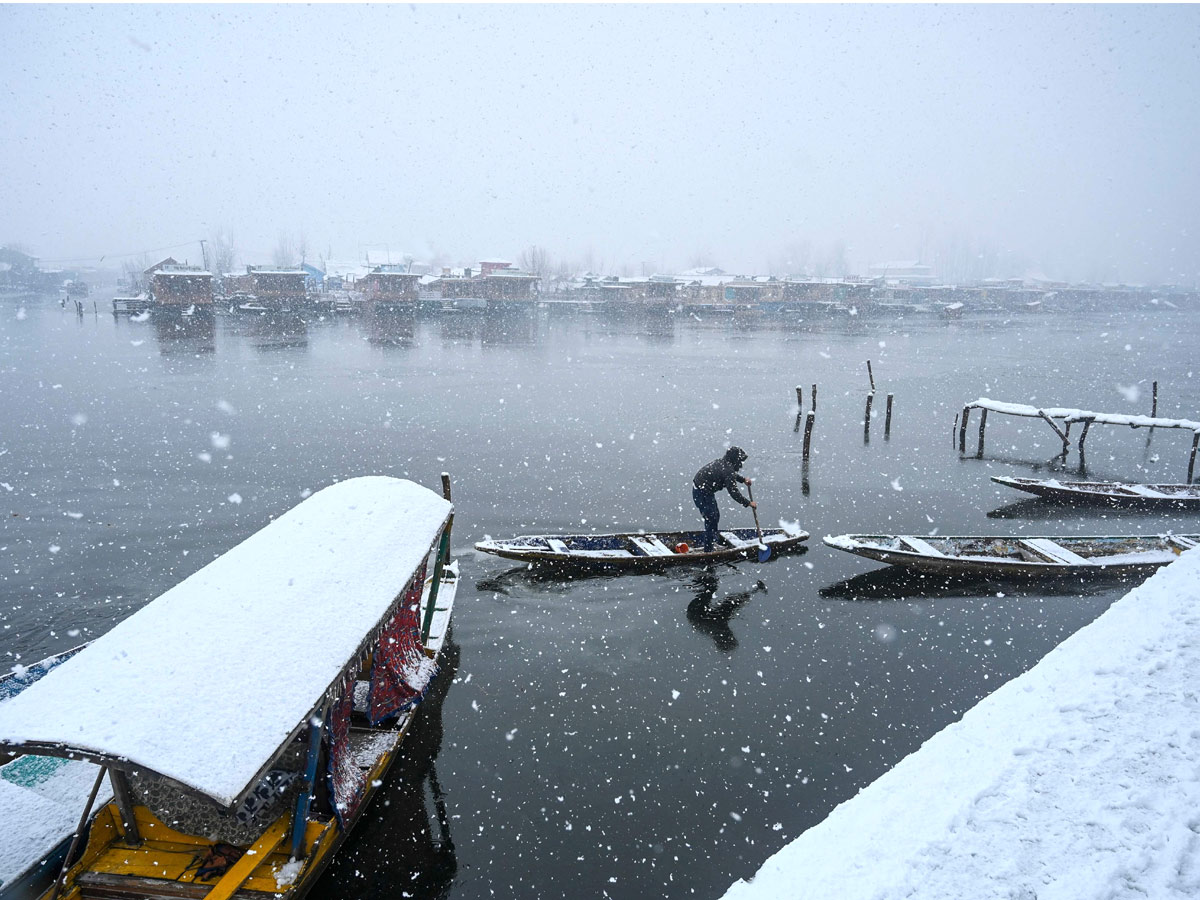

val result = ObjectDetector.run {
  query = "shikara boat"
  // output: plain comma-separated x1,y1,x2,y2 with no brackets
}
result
0,475,458,900
823,532,1198,577
475,525,809,571
991,475,1200,508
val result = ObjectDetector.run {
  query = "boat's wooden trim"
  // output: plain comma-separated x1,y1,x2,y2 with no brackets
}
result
205,814,290,900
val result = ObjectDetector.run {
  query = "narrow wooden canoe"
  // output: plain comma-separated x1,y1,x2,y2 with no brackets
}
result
991,476,1200,508
476,526,809,571
823,532,1199,577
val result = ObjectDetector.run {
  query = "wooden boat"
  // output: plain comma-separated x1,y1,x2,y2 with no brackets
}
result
0,475,457,900
991,475,1200,508
475,525,809,571
823,532,1199,577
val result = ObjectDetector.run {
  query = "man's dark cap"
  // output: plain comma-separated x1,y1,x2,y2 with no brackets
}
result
725,446,748,464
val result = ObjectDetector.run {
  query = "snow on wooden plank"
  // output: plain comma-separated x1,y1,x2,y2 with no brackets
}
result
1021,538,1092,566
630,535,673,556
721,531,751,549
967,398,1200,432
898,536,945,557
545,538,570,554
0,477,451,808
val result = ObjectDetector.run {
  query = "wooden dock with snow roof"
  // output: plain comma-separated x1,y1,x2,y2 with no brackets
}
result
957,397,1200,480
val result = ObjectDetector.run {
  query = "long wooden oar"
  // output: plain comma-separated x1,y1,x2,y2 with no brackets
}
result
747,483,771,562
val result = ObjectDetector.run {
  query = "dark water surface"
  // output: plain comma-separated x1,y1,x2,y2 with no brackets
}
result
1,300,1196,899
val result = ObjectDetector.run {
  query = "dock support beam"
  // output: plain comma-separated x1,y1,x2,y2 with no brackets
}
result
976,407,988,457
1037,410,1070,453
1189,431,1199,484
958,406,970,452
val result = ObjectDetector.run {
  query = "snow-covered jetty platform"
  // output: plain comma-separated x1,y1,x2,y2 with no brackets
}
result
958,397,1200,479
723,547,1200,900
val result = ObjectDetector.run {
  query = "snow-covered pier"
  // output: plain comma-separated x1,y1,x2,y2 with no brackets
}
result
958,397,1200,478
723,547,1200,900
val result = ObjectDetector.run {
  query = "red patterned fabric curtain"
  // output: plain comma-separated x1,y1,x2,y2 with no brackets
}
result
327,670,363,827
368,560,438,725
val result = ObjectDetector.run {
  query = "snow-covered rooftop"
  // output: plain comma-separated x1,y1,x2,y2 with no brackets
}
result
0,477,451,808
724,547,1200,900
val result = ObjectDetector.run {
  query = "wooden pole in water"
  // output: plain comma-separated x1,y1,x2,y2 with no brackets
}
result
867,360,875,392
953,412,959,447
1152,381,1158,418
795,385,804,411
811,383,818,412
802,411,815,459
959,406,971,452
976,407,988,457
1078,418,1092,455
1188,431,1199,483
885,393,894,438
864,392,874,442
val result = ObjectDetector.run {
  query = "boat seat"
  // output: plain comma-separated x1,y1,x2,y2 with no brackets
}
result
898,536,944,557
629,535,673,556
720,531,750,549
1020,538,1092,566
545,538,569,554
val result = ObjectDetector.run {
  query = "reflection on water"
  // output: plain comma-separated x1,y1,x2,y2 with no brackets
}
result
152,310,216,354
817,565,1129,601
685,567,766,652
363,305,416,347
311,634,460,900
218,310,310,351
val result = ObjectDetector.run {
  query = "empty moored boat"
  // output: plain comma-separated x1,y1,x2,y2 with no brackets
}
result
0,475,458,900
823,532,1199,577
991,476,1200,508
476,525,809,571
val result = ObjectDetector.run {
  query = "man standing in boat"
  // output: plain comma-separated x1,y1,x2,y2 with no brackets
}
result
692,446,756,553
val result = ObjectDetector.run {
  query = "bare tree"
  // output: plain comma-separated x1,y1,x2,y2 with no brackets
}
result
209,230,238,275
273,233,297,268
519,244,550,276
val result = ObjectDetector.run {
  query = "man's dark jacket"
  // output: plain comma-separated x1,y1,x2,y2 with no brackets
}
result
692,457,751,506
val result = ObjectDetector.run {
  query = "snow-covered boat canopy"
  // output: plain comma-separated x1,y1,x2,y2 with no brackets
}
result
0,476,451,810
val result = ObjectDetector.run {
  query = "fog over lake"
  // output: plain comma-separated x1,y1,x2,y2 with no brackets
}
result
3,4,1199,284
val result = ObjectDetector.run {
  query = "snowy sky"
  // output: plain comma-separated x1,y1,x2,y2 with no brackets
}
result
3,4,1199,283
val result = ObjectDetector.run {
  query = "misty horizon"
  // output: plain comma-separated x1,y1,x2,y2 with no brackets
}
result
3,4,1199,286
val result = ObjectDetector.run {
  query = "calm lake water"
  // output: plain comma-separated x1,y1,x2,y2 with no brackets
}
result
2,297,1196,899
